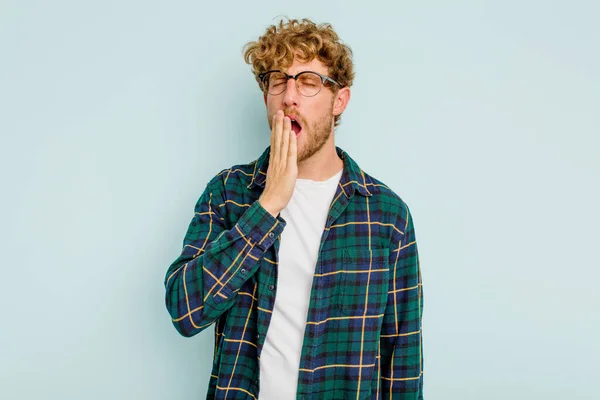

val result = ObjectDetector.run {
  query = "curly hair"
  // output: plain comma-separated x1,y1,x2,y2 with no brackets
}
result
243,18,355,127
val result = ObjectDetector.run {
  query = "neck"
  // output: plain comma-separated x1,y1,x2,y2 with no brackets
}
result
297,137,343,181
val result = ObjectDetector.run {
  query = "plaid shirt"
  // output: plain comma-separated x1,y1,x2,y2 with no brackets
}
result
164,146,423,399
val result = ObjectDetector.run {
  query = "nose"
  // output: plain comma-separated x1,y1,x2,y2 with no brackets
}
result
282,78,299,107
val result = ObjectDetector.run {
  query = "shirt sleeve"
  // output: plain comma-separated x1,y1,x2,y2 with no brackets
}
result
164,174,285,337
380,205,424,399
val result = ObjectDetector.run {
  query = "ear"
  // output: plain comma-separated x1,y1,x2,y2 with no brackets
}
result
332,87,351,117
263,93,267,105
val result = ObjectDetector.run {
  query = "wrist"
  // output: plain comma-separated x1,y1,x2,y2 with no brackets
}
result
258,197,280,218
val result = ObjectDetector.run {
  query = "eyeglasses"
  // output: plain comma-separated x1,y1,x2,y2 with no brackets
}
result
258,70,342,97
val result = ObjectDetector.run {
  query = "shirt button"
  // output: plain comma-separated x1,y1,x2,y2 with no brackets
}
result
268,284,275,291
241,268,247,274
268,232,274,238
257,333,260,340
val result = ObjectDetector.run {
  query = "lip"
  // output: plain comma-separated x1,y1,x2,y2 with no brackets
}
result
285,114,302,136
285,114,299,124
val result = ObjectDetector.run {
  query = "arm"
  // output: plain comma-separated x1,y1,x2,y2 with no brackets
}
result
380,206,424,399
164,174,285,337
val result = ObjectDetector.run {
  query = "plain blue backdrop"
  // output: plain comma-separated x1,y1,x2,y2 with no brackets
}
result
1,1,599,399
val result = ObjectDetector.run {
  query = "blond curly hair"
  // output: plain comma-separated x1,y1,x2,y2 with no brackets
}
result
243,18,355,127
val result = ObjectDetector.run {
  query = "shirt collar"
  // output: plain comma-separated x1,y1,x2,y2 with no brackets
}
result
247,145,372,197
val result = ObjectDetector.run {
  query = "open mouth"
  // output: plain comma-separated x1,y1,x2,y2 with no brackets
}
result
289,118,302,136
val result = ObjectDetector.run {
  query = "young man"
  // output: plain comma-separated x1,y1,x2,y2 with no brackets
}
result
164,18,423,400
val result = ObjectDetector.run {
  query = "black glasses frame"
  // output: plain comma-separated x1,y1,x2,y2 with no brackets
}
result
258,70,342,97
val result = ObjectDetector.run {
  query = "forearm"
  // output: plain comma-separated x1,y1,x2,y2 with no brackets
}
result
381,206,424,398
165,196,285,337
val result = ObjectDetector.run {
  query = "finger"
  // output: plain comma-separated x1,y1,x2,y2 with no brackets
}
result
288,123,297,164
268,112,277,167
273,110,283,166
281,116,291,170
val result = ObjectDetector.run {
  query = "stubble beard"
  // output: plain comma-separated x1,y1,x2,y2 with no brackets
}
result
297,109,334,163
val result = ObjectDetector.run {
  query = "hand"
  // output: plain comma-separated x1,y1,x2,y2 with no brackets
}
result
258,110,298,217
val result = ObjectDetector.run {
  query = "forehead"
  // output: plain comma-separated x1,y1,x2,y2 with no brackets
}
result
280,56,329,76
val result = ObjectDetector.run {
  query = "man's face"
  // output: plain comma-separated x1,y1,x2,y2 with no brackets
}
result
264,57,338,163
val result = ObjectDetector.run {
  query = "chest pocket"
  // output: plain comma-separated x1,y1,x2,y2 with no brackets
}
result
338,247,390,316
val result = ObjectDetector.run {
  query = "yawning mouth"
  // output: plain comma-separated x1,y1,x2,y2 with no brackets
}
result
287,115,302,136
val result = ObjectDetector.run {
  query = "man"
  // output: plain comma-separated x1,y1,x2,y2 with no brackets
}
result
164,18,423,399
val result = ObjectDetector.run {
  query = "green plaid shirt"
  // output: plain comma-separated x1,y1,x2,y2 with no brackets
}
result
164,146,423,399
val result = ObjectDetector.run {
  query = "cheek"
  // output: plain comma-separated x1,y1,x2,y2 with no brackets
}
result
313,97,334,118
266,94,282,107
266,99,279,120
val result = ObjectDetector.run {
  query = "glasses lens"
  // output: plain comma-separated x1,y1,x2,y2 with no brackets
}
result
264,71,287,95
297,73,322,97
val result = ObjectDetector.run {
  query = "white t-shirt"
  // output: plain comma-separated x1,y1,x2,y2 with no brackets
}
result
258,168,343,399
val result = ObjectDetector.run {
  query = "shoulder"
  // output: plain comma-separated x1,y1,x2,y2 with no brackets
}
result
205,156,260,194
363,170,411,213
360,169,416,235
